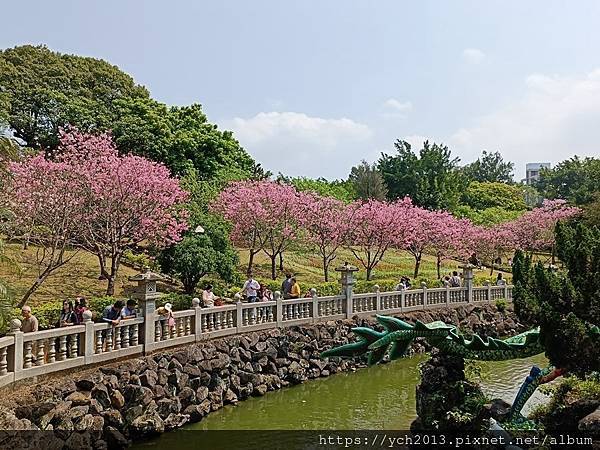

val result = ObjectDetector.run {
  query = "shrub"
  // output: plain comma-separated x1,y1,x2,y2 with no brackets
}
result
495,298,507,312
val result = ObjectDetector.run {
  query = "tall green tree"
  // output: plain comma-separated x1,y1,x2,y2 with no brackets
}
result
0,45,148,149
0,45,258,179
513,220,600,376
462,150,514,183
378,140,466,210
348,160,387,201
537,156,600,206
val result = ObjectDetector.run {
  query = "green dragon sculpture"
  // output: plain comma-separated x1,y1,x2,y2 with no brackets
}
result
320,315,578,425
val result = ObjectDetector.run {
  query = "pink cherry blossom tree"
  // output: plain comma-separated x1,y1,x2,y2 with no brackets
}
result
8,155,87,306
214,180,305,279
346,198,410,281
8,129,189,300
299,193,351,281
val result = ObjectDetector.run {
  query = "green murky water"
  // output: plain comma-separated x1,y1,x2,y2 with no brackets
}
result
137,353,549,448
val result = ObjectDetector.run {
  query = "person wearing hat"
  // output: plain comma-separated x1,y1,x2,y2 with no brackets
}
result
156,302,176,331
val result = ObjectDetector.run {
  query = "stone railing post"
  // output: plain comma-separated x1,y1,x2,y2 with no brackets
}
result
484,280,491,302
192,298,202,339
336,263,359,319
274,291,282,327
421,282,427,309
374,285,381,313
311,288,318,322
236,299,244,332
504,284,509,301
82,310,95,363
460,264,475,303
445,281,450,306
400,285,405,311
129,268,164,354
7,319,23,377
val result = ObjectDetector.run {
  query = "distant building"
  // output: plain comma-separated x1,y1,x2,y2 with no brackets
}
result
524,162,551,185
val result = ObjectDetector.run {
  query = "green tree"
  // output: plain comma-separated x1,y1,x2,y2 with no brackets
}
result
512,220,600,376
462,150,514,183
453,205,524,227
0,45,148,149
158,221,238,295
277,174,356,202
0,45,258,179
537,156,600,206
348,160,387,201
461,181,527,211
378,140,466,210
113,99,256,177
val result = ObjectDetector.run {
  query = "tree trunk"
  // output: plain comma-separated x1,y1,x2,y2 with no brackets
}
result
413,256,421,279
247,249,258,276
323,256,329,282
105,253,122,296
279,252,284,271
18,270,50,307
270,254,277,280
366,266,373,281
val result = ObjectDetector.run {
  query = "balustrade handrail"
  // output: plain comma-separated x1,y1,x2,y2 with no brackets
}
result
22,324,86,342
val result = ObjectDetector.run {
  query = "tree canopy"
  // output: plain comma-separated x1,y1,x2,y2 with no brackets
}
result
277,174,356,202
462,150,514,183
378,140,465,210
0,45,257,179
0,45,148,149
461,181,527,212
537,156,600,206
348,160,388,201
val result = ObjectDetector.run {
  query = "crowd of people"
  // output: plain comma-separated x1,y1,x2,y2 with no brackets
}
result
19,296,141,334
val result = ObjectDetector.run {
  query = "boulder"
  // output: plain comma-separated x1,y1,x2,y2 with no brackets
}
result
130,412,165,437
75,378,96,392
65,391,91,406
105,426,129,448
163,413,189,431
140,370,159,388
579,407,600,434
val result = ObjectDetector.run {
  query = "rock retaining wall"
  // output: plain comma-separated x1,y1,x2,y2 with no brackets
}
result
0,303,522,449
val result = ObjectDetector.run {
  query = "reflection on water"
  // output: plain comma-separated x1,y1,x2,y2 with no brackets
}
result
135,353,550,448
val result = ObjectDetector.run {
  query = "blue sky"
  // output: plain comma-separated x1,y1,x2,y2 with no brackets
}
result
2,0,600,179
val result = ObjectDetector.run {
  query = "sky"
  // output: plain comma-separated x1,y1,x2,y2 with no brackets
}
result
2,0,600,180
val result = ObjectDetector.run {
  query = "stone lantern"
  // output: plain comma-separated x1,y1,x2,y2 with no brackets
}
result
129,268,164,349
336,262,359,318
129,267,164,312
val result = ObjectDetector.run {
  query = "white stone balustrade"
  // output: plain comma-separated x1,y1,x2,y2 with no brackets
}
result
0,265,512,389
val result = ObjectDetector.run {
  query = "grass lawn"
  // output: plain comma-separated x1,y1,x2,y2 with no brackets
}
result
1,242,139,306
237,246,511,289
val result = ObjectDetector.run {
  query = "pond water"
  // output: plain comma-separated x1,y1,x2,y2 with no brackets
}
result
137,353,549,448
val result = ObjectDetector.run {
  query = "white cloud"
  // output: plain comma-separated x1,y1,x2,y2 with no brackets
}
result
383,98,413,113
380,98,413,120
223,111,373,178
462,48,486,64
447,69,600,177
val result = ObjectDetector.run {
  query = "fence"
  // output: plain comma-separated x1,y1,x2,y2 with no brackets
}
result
0,264,511,389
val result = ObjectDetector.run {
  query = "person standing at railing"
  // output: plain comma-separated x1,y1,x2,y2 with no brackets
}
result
450,271,462,288
74,297,88,324
58,300,78,327
20,306,38,333
202,285,218,307
496,273,507,286
288,277,301,299
281,273,293,299
102,300,124,325
242,274,260,303
121,299,138,319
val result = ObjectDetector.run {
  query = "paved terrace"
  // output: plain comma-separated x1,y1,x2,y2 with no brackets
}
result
0,264,511,389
